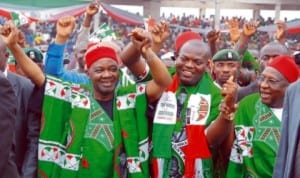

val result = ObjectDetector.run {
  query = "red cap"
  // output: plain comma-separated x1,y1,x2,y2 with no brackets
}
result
174,31,202,53
85,45,118,69
268,55,299,83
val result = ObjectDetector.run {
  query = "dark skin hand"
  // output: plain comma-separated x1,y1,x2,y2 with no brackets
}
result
221,76,237,114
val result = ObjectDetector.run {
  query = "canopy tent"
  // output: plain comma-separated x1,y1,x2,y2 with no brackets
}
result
0,2,143,25
100,2,143,25
258,19,300,34
0,3,86,22
0,0,86,8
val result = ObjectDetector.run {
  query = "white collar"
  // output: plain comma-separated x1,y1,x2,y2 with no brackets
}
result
3,67,8,77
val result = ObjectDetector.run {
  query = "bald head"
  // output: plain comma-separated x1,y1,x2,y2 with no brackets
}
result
259,41,289,71
178,40,211,60
260,41,289,59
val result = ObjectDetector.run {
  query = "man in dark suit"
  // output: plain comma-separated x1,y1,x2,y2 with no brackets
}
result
0,71,19,178
0,33,37,178
274,79,300,178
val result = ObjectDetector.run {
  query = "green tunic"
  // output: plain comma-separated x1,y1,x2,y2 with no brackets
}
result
38,76,149,178
226,93,281,178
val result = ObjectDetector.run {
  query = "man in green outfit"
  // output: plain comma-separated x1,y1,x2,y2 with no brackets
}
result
149,31,239,178
1,20,172,178
226,55,299,177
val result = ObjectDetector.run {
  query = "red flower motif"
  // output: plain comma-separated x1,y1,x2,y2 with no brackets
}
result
49,81,55,86
66,154,73,159
122,130,128,138
83,99,88,106
117,100,121,108
41,150,45,157
128,94,136,99
139,86,144,92
81,157,89,168
60,89,65,97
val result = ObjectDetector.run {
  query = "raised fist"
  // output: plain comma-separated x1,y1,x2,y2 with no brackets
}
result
56,16,75,39
206,29,220,44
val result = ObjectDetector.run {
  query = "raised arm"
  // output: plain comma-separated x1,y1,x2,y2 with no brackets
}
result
120,22,170,80
228,17,241,45
1,21,45,86
119,43,146,84
234,20,260,56
45,16,89,85
274,20,287,45
69,2,99,72
206,29,220,57
129,28,172,103
45,16,75,75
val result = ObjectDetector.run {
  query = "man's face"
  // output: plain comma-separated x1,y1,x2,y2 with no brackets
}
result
258,67,289,108
88,58,119,97
213,61,239,86
74,49,86,70
176,43,208,86
259,44,288,71
259,54,278,71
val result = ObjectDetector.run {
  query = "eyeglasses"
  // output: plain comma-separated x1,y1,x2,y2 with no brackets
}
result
257,75,281,87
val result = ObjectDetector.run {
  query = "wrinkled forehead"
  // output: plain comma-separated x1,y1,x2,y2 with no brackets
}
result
262,66,285,80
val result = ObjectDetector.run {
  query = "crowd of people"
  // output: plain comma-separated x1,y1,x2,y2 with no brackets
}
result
1,6,300,58
0,2,300,178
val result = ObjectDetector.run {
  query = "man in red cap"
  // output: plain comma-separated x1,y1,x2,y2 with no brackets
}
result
1,20,172,178
226,55,299,178
150,31,238,177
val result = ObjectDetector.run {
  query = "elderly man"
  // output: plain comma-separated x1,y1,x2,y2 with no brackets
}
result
226,55,299,178
1,20,172,178
237,41,289,101
233,20,290,102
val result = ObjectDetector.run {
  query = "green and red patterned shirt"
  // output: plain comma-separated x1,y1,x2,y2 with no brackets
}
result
226,93,281,178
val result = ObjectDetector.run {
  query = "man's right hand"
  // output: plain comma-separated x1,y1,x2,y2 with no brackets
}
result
55,16,75,44
221,76,238,114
